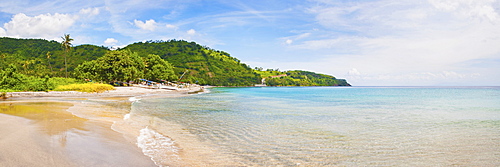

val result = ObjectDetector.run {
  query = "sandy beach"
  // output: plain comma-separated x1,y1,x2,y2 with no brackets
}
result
0,86,204,167
5,86,204,98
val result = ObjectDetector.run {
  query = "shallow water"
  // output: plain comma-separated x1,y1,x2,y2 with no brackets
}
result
129,87,500,166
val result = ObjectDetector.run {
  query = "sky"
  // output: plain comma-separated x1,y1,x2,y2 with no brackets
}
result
0,0,499,86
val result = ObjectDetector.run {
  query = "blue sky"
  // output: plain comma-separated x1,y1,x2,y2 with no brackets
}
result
0,0,499,86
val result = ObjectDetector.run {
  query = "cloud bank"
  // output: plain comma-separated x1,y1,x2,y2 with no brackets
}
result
277,0,500,85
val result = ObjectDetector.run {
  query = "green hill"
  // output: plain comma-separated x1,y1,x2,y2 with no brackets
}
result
0,37,108,77
0,37,350,88
122,40,260,86
0,37,60,56
262,70,351,86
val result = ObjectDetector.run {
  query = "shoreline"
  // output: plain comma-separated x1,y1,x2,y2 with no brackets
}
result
4,85,206,98
0,101,156,166
0,86,207,166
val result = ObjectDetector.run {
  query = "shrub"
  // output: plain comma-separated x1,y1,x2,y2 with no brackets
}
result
46,77,82,90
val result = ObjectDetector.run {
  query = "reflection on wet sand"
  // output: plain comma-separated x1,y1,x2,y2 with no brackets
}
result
0,102,87,147
0,101,155,166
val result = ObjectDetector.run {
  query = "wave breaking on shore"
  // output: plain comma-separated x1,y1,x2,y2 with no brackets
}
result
137,126,181,166
2,86,217,166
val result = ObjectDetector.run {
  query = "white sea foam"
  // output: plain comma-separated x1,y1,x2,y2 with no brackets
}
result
123,113,130,120
129,97,141,103
137,127,180,166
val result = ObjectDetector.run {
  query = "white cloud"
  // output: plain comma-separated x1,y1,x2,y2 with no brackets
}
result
294,37,348,50
104,38,118,45
344,70,481,86
347,68,361,76
296,33,311,39
166,24,178,30
307,0,499,37
291,0,500,85
0,0,496,85
429,0,499,21
2,13,77,40
428,0,460,11
0,27,6,36
79,7,100,16
283,32,310,45
134,19,157,31
187,29,196,35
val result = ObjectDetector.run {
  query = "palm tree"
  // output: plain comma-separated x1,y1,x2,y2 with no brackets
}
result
61,34,73,78
46,51,53,72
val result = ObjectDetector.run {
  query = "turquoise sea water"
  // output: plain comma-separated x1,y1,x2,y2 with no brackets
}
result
131,87,500,166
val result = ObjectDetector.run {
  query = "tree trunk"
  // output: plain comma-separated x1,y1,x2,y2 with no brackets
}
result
65,54,68,78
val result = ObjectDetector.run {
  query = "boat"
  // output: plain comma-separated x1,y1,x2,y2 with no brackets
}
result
159,85,179,90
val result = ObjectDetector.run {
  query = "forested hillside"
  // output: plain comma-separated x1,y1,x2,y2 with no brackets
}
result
0,37,350,91
0,37,108,78
122,40,260,86
258,70,351,86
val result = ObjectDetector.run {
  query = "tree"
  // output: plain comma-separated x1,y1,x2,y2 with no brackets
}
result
0,64,22,90
122,40,261,86
46,51,53,72
61,34,73,78
74,50,146,83
264,70,351,86
143,54,177,82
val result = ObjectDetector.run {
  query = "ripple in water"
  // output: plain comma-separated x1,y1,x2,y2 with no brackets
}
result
132,87,500,166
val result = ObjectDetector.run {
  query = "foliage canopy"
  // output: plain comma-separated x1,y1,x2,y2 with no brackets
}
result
264,70,351,86
122,40,260,86
0,37,350,90
74,50,177,83
75,50,145,83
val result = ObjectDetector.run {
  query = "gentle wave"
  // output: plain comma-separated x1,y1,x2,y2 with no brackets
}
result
129,97,141,103
123,113,130,120
133,87,500,166
137,126,181,166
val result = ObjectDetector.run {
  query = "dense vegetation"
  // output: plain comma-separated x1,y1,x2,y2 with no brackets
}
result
122,40,260,86
0,37,108,78
0,37,350,92
254,68,285,79
0,64,82,92
0,37,107,92
263,70,351,86
74,50,177,83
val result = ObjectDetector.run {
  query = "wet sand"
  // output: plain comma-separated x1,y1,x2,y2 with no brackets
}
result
0,86,206,166
0,95,163,166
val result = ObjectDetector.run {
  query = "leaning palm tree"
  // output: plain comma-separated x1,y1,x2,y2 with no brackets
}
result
61,34,73,78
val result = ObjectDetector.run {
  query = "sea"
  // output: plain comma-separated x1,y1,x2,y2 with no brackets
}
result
127,86,500,166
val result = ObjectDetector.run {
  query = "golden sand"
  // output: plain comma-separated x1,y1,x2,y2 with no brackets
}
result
0,101,155,166
0,86,207,166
